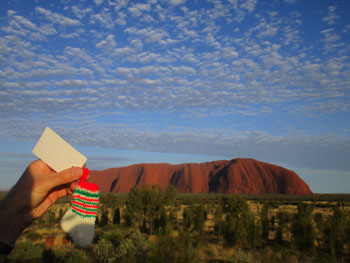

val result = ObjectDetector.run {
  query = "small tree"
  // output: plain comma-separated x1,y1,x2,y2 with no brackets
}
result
214,205,223,240
313,212,324,248
99,209,109,226
125,185,177,234
183,207,194,230
261,203,270,245
213,205,224,259
154,206,170,234
276,211,290,245
292,203,315,253
113,207,121,225
221,196,258,248
324,204,347,257
193,204,207,235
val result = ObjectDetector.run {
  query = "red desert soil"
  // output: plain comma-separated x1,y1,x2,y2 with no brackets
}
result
89,158,312,195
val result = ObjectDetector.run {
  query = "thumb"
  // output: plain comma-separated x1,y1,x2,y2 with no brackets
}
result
46,167,83,190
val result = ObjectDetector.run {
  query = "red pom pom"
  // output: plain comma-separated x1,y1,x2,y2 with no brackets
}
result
81,168,89,181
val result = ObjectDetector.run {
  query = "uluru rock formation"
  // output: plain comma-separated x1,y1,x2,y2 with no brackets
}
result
89,158,312,195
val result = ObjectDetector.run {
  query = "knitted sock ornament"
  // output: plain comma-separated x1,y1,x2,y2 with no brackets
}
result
61,168,99,247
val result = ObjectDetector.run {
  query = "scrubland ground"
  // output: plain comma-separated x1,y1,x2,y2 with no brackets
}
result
3,190,350,263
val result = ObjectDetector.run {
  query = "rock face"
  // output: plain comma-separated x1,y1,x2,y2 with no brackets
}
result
89,158,312,195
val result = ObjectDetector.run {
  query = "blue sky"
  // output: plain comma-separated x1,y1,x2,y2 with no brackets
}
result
1,0,350,193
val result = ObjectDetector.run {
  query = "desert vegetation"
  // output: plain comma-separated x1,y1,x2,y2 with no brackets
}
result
3,188,350,263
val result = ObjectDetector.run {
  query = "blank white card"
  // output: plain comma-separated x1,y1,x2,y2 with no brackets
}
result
32,127,87,172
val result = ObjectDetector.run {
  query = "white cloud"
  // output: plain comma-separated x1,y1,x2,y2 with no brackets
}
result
240,0,257,13
128,3,151,17
253,18,279,38
228,0,257,21
35,7,80,26
323,5,339,25
115,12,127,25
116,67,135,77
14,15,36,30
283,24,300,47
95,0,104,6
171,65,196,75
96,34,116,50
169,0,186,6
3,119,349,173
140,14,156,23
297,101,350,114
138,65,167,76
125,27,169,43
113,47,137,57
112,0,128,11
321,28,342,51
39,24,57,35
60,32,80,38
71,5,92,19
7,10,16,16
28,69,74,78
56,79,89,88
222,47,239,59
130,38,143,49
205,32,221,48
90,10,115,29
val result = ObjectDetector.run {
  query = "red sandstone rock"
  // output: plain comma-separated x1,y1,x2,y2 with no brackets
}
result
88,158,312,195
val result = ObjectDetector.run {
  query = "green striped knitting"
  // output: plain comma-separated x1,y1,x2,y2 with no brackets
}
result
70,180,99,218
61,168,100,247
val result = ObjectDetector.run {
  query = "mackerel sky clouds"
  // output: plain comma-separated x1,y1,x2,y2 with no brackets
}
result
1,0,350,193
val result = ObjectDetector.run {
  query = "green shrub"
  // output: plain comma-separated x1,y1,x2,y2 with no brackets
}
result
65,249,92,263
42,248,55,263
24,230,42,241
230,248,258,263
93,238,115,263
102,227,124,247
8,240,44,262
115,231,149,263
149,234,199,263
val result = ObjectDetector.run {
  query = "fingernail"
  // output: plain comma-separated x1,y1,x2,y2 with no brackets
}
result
72,167,83,178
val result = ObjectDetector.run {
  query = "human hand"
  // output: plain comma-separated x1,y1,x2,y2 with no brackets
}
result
0,160,84,246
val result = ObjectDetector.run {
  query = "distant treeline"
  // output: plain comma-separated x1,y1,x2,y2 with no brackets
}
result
3,190,350,204
6,186,350,263
62,192,350,206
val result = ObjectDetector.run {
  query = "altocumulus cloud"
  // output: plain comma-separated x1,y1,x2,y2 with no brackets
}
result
0,0,350,192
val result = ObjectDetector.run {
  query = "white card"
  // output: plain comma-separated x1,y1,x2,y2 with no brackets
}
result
32,127,87,172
